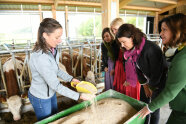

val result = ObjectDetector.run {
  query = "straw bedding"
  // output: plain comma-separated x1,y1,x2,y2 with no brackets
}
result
50,98,137,124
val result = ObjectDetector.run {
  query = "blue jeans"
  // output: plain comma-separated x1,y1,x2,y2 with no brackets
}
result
28,91,58,121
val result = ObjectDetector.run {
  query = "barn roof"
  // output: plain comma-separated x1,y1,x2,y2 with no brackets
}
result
0,0,185,14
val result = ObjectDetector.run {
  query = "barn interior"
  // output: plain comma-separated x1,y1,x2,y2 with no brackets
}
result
0,0,185,124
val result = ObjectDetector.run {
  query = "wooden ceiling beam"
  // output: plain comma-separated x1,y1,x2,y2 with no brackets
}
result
119,0,132,9
122,5,161,11
54,0,59,9
52,5,56,19
3,0,184,13
38,4,43,22
0,0,54,4
58,1,101,7
159,5,177,14
0,0,101,7
148,0,177,4
159,0,186,14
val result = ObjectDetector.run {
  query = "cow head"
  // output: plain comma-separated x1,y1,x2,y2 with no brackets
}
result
85,71,96,86
7,95,22,121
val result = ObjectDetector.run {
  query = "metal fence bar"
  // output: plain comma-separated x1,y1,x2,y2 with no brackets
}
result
0,39,103,96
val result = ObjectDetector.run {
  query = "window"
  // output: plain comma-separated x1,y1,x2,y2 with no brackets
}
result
120,13,147,33
68,12,102,38
0,12,40,44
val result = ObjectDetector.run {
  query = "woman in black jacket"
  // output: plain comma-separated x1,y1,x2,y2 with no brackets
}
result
101,27,118,90
116,24,168,124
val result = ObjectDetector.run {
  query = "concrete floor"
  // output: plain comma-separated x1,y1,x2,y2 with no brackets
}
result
159,104,172,124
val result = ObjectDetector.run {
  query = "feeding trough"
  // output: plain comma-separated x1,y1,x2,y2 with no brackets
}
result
35,89,146,124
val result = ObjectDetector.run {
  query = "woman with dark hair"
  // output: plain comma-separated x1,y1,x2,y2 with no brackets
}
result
116,24,168,124
28,18,95,121
101,27,118,90
138,13,186,124
158,16,177,66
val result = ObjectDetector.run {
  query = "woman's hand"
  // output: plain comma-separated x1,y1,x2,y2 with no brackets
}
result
143,84,153,98
110,69,115,76
137,106,150,119
123,81,130,86
79,93,96,101
104,67,108,72
71,78,80,86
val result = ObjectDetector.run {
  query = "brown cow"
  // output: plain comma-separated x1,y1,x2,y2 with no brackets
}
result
2,57,27,121
61,53,96,85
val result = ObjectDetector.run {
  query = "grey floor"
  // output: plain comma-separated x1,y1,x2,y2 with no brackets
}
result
159,104,172,124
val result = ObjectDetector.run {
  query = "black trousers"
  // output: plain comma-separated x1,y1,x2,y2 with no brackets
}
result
140,86,161,124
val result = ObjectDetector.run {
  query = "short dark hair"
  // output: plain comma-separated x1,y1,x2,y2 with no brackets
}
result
116,24,146,49
158,13,186,47
33,18,62,53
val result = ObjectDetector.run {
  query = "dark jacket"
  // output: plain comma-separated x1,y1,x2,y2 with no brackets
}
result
101,40,119,71
135,40,168,91
101,42,108,71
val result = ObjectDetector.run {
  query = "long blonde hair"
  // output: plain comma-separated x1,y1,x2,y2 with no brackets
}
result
110,18,124,38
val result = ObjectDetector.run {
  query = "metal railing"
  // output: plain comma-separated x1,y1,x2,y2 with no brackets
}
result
0,38,103,97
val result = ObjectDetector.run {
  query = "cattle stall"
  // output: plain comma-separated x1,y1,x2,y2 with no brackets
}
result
0,39,104,123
